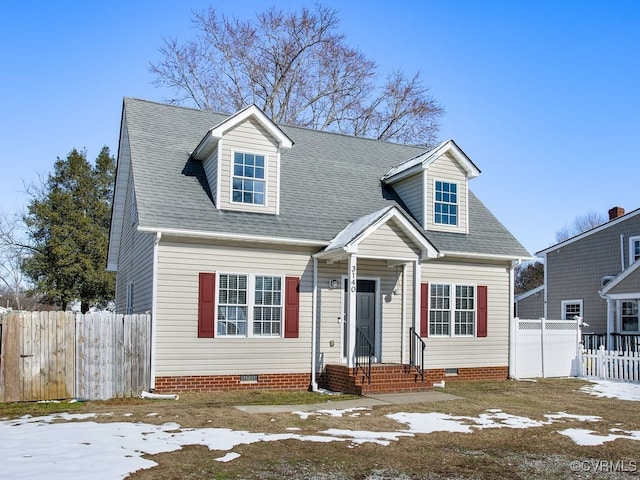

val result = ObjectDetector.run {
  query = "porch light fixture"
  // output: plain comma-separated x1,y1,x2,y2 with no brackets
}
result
329,279,339,289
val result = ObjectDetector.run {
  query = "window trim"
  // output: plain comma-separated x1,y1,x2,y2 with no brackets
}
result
432,179,459,226
561,299,583,321
629,236,640,265
230,150,269,207
428,282,477,337
621,300,639,333
215,272,284,338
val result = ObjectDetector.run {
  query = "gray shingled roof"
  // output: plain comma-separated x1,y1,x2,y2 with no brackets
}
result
123,97,530,259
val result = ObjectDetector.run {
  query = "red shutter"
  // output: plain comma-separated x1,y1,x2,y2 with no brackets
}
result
477,285,488,337
198,272,216,338
284,276,300,338
420,282,429,337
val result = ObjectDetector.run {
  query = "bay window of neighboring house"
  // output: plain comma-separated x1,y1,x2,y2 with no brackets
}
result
217,273,282,337
232,152,265,205
621,301,639,332
561,300,582,320
429,283,476,336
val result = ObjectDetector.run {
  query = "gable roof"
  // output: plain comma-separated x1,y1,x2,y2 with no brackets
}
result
600,260,640,298
318,206,439,260
381,139,481,183
111,98,530,264
192,104,293,160
537,207,640,256
514,285,544,302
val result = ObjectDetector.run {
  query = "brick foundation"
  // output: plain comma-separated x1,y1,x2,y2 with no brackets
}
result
153,365,508,395
154,373,311,393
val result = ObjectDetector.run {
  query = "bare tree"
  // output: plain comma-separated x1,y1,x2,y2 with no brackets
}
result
555,210,606,243
0,210,33,310
514,261,544,294
150,5,443,146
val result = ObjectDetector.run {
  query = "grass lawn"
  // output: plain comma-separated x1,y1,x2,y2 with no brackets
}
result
3,379,639,479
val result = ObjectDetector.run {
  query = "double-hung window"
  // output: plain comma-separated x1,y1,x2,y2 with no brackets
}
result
434,181,458,225
232,152,265,205
561,300,582,321
622,301,639,332
429,283,475,336
217,273,282,337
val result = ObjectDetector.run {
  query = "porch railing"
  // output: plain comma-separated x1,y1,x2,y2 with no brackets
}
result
611,333,640,353
409,327,426,383
582,333,640,352
354,327,374,385
582,332,607,350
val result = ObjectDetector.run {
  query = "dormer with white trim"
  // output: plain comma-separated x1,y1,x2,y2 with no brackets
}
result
381,140,480,233
191,105,293,215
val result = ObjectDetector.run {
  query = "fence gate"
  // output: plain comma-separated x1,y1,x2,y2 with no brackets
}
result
0,311,75,402
511,317,581,379
1,311,151,402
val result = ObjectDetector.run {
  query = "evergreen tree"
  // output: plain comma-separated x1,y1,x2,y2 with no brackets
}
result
22,147,115,312
514,261,544,295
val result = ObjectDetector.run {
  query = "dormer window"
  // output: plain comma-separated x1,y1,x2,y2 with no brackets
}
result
434,180,458,225
232,152,265,205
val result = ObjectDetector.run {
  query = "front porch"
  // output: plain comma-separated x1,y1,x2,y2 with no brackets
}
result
321,363,509,395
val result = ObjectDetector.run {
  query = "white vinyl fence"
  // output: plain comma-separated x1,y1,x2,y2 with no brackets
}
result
581,346,640,382
510,317,581,379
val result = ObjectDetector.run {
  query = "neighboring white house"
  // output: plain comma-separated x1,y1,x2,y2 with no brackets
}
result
107,98,531,394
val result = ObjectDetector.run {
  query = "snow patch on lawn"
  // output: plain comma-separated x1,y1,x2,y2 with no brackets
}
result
558,428,640,446
579,380,640,402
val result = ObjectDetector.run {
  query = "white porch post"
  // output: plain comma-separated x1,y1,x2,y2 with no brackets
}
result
412,259,422,364
347,254,358,368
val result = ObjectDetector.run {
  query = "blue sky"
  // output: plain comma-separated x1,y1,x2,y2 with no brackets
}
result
1,1,638,256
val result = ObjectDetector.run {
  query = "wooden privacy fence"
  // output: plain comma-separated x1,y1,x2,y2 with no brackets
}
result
0,311,151,402
581,346,640,382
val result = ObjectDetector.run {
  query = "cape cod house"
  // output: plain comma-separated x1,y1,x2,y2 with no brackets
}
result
107,98,530,394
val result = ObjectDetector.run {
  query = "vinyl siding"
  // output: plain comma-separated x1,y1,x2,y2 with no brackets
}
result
546,214,640,332
114,168,155,314
607,270,640,295
357,221,421,258
202,145,218,206
154,240,315,376
515,291,544,319
315,259,413,365
425,153,468,233
218,117,280,214
422,259,511,368
393,174,424,225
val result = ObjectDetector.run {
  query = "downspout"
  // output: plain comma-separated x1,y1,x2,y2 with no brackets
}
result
149,231,161,391
310,257,319,391
508,260,521,379
542,254,548,320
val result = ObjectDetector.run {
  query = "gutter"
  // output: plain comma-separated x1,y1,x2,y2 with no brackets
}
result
137,226,327,247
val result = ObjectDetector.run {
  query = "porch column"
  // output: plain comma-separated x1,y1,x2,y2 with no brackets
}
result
412,259,422,364
347,254,358,368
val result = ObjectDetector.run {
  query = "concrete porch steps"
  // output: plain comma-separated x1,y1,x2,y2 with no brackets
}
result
324,363,433,395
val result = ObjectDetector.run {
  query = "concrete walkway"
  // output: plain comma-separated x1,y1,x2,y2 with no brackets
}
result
234,390,463,414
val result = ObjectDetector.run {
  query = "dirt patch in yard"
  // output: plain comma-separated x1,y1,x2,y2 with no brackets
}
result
3,379,640,479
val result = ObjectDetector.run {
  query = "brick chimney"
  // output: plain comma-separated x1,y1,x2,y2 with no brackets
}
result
608,206,625,220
